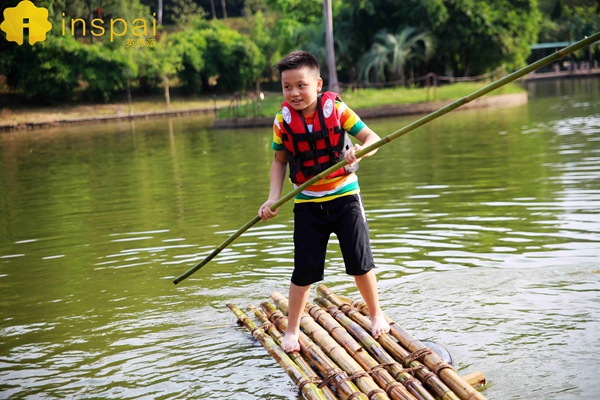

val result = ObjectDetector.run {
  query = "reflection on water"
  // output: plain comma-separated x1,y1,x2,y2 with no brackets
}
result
1,79,599,399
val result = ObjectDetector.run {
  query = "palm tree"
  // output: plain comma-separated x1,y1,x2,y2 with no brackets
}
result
360,27,435,84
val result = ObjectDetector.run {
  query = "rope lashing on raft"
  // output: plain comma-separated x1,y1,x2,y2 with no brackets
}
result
403,348,434,365
297,377,325,391
250,321,273,336
366,388,387,399
347,392,368,400
229,286,490,400
433,361,455,376
294,359,427,394
384,380,408,397
317,370,347,389
402,347,455,376
370,362,424,375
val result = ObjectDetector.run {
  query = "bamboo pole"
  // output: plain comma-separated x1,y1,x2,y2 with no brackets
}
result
305,301,427,400
270,293,391,400
316,285,487,400
314,296,458,400
248,306,339,400
261,301,369,400
226,303,329,400
462,371,486,389
172,32,600,285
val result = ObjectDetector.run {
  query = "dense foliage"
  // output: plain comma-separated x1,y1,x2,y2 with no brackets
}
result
1,0,599,104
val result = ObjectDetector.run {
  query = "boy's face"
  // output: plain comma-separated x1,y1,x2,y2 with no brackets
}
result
281,66,323,115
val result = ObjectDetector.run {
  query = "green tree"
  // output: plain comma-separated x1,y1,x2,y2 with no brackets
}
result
249,12,281,82
147,32,188,106
244,0,270,15
288,22,353,87
264,0,329,55
433,0,541,76
568,5,600,41
78,44,135,102
266,0,325,25
535,2,595,43
359,27,435,84
169,0,207,26
333,0,447,80
0,35,82,103
170,27,208,94
201,24,265,92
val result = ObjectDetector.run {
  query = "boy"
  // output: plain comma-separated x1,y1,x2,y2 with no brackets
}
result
258,51,390,352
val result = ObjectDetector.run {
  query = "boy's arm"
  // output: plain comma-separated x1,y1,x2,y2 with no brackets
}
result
345,126,381,167
259,150,288,221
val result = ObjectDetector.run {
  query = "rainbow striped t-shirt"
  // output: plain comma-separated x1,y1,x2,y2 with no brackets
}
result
272,100,367,203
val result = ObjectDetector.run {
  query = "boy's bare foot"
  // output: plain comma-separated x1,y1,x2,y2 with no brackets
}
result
281,333,300,352
371,315,390,339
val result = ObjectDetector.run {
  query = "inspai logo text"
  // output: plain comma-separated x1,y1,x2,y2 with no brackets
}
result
60,12,157,42
1,0,156,45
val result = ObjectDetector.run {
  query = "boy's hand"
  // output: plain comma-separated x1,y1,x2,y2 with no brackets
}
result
259,200,279,221
345,143,363,167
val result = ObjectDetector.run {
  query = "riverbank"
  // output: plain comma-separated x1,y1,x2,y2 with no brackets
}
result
214,92,528,129
0,94,232,133
524,67,600,81
0,82,524,132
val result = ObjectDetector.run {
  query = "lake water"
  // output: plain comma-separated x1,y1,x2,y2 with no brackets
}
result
1,78,599,399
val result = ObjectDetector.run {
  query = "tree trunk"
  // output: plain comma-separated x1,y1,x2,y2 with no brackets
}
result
221,0,227,19
88,0,94,43
463,50,472,77
210,0,217,19
201,76,210,92
323,0,339,92
157,0,163,25
163,75,170,107
450,56,461,79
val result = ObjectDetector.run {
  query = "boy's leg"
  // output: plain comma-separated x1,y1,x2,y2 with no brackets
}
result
287,202,330,352
281,282,311,352
335,194,390,339
354,270,390,339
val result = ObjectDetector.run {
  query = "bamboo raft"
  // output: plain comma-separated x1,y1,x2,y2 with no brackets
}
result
227,284,488,400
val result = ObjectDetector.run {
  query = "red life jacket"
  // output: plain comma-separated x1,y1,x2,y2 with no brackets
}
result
280,92,358,184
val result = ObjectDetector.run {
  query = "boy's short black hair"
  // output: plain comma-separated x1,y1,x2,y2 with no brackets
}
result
275,51,320,77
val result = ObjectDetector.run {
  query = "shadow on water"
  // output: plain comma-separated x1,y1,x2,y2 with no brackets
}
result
0,79,599,399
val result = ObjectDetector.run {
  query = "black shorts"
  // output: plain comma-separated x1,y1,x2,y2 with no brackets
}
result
291,193,374,286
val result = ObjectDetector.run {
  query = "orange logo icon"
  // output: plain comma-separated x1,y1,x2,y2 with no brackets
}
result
1,0,53,45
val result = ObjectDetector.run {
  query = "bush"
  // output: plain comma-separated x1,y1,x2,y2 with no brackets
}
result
202,25,266,92
0,35,82,104
170,29,207,95
78,45,135,103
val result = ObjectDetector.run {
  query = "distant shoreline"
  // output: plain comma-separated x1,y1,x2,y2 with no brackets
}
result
523,68,600,81
0,107,217,133
213,92,529,129
0,92,527,133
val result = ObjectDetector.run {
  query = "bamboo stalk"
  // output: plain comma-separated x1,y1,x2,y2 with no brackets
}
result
353,301,485,400
461,371,486,389
314,296,458,400
226,303,329,400
270,293,391,400
261,301,369,400
305,300,425,400
173,32,600,285
248,306,339,400
316,285,487,400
